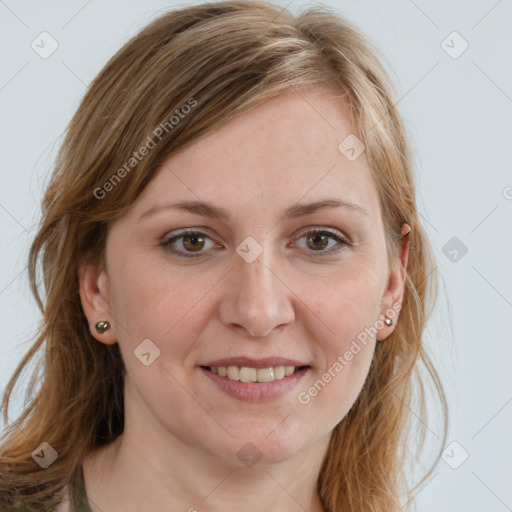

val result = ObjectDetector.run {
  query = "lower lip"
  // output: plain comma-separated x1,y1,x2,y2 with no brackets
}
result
200,367,309,401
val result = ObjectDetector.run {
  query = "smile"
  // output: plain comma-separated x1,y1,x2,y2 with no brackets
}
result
199,358,310,401
204,365,306,383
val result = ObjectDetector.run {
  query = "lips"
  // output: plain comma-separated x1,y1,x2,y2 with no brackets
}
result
199,357,311,400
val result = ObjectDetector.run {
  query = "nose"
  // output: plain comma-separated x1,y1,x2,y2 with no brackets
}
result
219,247,295,338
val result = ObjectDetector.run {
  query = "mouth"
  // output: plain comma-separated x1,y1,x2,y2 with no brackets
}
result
199,357,311,401
201,364,310,383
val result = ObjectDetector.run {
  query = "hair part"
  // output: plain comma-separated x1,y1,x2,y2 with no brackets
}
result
0,2,446,510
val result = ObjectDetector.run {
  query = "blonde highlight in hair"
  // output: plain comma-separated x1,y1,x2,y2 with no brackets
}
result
0,2,446,510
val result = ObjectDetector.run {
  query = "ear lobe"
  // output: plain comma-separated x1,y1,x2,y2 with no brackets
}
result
377,223,411,341
78,258,117,345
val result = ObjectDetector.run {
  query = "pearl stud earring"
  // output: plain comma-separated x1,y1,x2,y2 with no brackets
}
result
95,321,111,334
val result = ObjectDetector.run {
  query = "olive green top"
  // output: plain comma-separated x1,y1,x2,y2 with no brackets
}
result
0,467,93,512
72,467,93,512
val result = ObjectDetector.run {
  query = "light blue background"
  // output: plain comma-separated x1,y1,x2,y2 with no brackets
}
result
1,1,511,510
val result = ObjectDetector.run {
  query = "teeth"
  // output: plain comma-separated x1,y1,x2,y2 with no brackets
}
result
239,367,257,382
227,366,239,381
256,367,274,382
284,365,295,376
273,366,285,379
208,365,303,382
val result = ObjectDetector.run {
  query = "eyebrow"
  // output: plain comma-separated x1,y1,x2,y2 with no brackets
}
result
139,198,368,222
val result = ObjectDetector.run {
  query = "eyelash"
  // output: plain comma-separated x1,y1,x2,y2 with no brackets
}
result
159,228,350,258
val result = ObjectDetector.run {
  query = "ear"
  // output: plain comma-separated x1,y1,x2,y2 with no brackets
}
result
377,223,411,341
78,256,117,345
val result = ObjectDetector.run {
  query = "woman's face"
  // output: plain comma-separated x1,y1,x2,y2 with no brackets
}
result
80,88,408,467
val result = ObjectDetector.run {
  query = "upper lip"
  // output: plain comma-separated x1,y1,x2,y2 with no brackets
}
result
201,357,310,369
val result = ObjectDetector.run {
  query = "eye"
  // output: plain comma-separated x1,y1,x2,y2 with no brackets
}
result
159,229,218,258
294,228,349,256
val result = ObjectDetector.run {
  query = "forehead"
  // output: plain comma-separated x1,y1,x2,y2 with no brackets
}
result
131,88,381,222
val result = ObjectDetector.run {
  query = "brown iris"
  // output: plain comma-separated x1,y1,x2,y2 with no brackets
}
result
182,234,206,252
306,233,329,251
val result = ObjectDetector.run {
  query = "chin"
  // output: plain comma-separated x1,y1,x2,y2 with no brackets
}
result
211,426,317,468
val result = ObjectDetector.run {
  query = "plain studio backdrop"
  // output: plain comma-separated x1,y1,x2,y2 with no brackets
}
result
1,1,511,510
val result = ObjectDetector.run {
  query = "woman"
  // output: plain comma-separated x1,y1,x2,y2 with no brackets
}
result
0,1,446,510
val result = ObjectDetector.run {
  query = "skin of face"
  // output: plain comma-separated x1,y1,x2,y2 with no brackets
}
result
78,88,409,511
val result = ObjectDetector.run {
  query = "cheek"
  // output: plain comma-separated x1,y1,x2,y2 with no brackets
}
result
303,257,384,343
294,261,383,420
107,256,223,358
106,258,217,417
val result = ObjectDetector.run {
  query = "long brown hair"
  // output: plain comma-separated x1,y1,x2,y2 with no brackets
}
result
0,1,447,510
